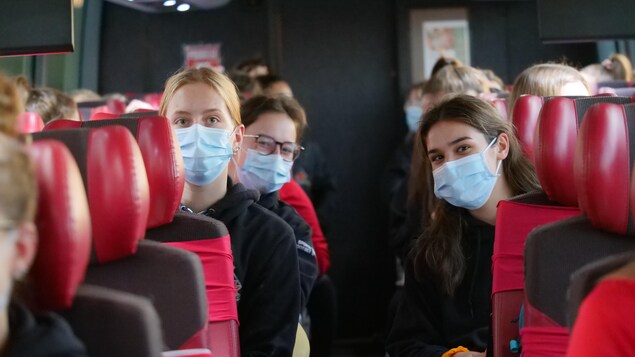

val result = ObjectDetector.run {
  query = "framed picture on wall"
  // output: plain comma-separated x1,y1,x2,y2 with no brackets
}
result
410,8,471,82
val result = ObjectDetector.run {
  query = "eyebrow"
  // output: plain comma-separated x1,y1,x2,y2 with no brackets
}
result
172,109,223,116
427,136,472,155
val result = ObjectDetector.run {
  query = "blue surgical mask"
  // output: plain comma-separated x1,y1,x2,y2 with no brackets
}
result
237,149,293,194
174,124,234,186
405,105,423,132
433,138,502,210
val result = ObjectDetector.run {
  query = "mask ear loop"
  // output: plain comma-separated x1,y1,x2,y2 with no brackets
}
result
485,136,502,176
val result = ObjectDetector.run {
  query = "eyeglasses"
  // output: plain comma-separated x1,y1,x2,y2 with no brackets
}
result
244,134,304,161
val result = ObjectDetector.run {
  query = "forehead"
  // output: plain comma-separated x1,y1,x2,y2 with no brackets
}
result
426,120,486,149
244,112,297,142
166,82,227,114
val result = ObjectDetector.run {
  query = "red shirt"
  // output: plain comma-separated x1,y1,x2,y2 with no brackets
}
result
279,179,331,274
567,278,635,356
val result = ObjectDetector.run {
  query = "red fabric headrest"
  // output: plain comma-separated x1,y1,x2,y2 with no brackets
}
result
91,112,119,121
512,95,544,162
511,95,544,163
44,119,82,131
533,97,578,206
44,117,184,228
33,127,150,263
17,112,45,134
134,117,184,228
490,98,508,121
535,96,633,206
575,103,634,235
87,126,150,262
28,140,91,310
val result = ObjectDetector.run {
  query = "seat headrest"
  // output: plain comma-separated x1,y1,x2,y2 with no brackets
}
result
44,117,184,228
490,98,508,121
27,140,91,310
534,96,633,206
511,95,544,162
33,127,150,263
575,103,635,235
17,112,45,134
91,112,119,121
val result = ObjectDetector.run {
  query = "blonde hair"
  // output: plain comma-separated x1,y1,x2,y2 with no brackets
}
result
0,74,23,137
608,54,633,82
508,63,590,120
0,133,37,224
159,67,241,126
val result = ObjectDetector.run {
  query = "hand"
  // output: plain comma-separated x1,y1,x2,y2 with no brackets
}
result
454,352,486,357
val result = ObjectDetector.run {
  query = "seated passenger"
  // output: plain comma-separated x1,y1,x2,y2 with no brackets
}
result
581,53,633,92
26,87,80,123
508,63,590,121
0,133,87,357
237,95,318,308
386,95,540,357
567,256,635,357
0,74,22,137
256,75,294,98
159,67,301,356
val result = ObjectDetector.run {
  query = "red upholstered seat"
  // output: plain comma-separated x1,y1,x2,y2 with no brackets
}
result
523,102,635,356
17,112,45,134
492,96,630,356
511,95,544,162
44,117,240,357
490,98,508,121
28,139,164,357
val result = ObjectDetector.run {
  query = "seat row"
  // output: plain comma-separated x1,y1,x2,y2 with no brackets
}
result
492,93,635,356
23,114,241,357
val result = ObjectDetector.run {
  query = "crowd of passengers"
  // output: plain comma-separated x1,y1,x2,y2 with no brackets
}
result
0,52,632,357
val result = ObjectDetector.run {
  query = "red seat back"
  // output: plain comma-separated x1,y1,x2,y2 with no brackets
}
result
17,112,45,134
523,102,635,356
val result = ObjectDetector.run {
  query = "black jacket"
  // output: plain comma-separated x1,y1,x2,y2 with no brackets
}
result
386,212,494,357
200,181,300,357
5,304,88,357
259,191,318,309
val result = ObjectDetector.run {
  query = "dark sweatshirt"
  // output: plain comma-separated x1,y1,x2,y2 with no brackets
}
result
386,212,494,357
258,191,318,309
5,304,88,357
182,181,300,357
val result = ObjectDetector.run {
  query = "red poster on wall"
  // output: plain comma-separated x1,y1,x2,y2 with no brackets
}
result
183,43,224,71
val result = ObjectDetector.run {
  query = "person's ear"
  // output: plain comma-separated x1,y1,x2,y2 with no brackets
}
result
496,133,510,161
11,222,38,281
233,124,245,154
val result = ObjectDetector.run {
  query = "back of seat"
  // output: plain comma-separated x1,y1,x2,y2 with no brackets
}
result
490,96,631,357
32,127,209,351
523,102,635,356
44,117,240,356
27,139,163,357
511,95,544,162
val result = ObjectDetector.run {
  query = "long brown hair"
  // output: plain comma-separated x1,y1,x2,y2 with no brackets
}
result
412,95,540,295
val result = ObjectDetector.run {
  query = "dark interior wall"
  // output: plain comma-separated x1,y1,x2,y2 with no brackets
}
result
100,1,270,93
396,0,598,95
278,0,400,339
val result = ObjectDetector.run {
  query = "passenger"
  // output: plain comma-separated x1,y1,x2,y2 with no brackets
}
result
255,78,337,236
159,67,301,356
69,89,101,103
257,75,294,98
388,64,487,264
386,95,540,357
25,87,80,123
237,94,318,309
227,69,262,104
234,57,270,78
0,133,88,357
567,256,635,357
581,53,633,91
0,74,22,137
508,63,590,121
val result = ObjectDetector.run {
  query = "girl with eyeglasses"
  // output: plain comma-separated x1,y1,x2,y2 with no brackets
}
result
386,95,540,357
236,95,318,312
160,67,301,356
